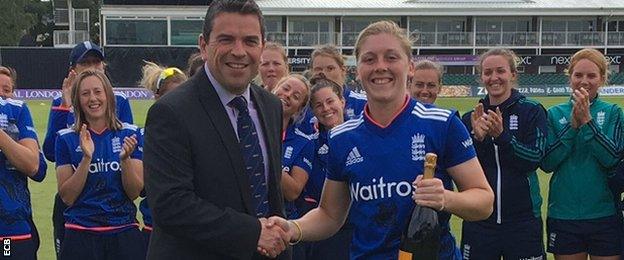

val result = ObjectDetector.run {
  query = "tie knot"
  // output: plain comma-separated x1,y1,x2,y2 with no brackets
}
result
230,96,248,113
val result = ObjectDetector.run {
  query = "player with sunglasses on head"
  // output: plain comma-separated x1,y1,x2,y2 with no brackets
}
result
137,61,187,247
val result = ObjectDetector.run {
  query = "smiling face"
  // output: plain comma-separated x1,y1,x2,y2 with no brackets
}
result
480,55,516,104
259,49,288,91
312,55,346,87
357,33,413,105
409,69,441,104
273,77,309,118
74,54,105,74
77,75,108,123
200,12,263,95
311,86,345,129
569,58,604,99
0,74,13,98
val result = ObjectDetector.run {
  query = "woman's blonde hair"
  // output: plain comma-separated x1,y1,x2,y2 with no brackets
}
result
475,48,519,87
71,69,122,132
264,41,289,69
273,74,311,115
0,66,17,90
311,45,345,69
354,21,412,61
476,48,519,75
567,48,610,85
412,60,444,85
140,61,187,95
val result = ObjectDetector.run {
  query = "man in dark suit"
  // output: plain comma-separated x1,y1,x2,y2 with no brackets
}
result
144,1,290,259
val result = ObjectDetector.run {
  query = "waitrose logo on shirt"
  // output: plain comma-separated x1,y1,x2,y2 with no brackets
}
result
89,158,121,174
350,177,413,202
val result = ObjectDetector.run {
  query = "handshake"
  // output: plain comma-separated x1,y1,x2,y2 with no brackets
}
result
256,216,301,258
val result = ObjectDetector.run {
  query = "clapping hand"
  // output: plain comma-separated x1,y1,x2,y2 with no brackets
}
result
61,70,77,107
119,135,138,160
482,107,504,138
79,124,94,159
471,103,488,141
571,88,592,129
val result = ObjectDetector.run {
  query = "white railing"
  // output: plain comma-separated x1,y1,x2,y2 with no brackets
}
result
607,32,624,46
288,32,336,46
541,31,605,46
475,32,539,46
265,32,287,45
411,32,472,46
54,30,90,46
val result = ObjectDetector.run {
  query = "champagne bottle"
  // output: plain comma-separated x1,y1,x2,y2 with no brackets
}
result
399,153,441,260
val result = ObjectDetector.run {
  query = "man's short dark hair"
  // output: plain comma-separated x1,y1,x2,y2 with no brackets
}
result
202,0,265,42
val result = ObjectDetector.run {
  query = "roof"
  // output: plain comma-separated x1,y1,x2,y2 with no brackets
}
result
256,0,624,16
101,0,624,16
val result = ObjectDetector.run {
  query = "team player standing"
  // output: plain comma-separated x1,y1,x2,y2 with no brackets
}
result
54,69,144,259
0,66,45,260
137,61,187,247
542,49,623,260
267,20,494,259
407,59,464,260
42,41,135,258
460,48,549,259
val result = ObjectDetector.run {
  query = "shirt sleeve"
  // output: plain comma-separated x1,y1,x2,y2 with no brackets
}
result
326,136,347,182
292,139,314,175
30,152,47,182
583,104,624,169
54,134,72,168
116,94,134,124
493,104,548,174
443,114,477,168
541,108,578,173
43,98,71,162
16,103,37,141
130,128,143,160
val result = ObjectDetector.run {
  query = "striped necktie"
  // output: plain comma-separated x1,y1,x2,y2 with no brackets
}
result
229,96,269,217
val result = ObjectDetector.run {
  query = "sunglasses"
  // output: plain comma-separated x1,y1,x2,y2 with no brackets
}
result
156,67,183,94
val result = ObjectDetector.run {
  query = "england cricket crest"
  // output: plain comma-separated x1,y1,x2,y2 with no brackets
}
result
509,114,518,130
596,111,605,127
112,136,122,153
411,133,426,161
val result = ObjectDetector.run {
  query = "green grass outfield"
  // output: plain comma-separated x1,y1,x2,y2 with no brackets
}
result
24,96,624,259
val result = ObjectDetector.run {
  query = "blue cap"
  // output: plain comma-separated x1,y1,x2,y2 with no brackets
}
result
69,41,105,67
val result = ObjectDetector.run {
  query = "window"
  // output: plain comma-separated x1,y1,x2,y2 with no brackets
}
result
288,17,332,46
568,20,594,31
542,20,566,32
410,20,436,32
171,20,202,45
106,19,167,45
342,17,400,45
608,21,618,32
475,17,533,46
265,17,282,32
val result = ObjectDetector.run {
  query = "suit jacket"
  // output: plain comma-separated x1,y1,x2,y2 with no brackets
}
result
144,69,287,259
